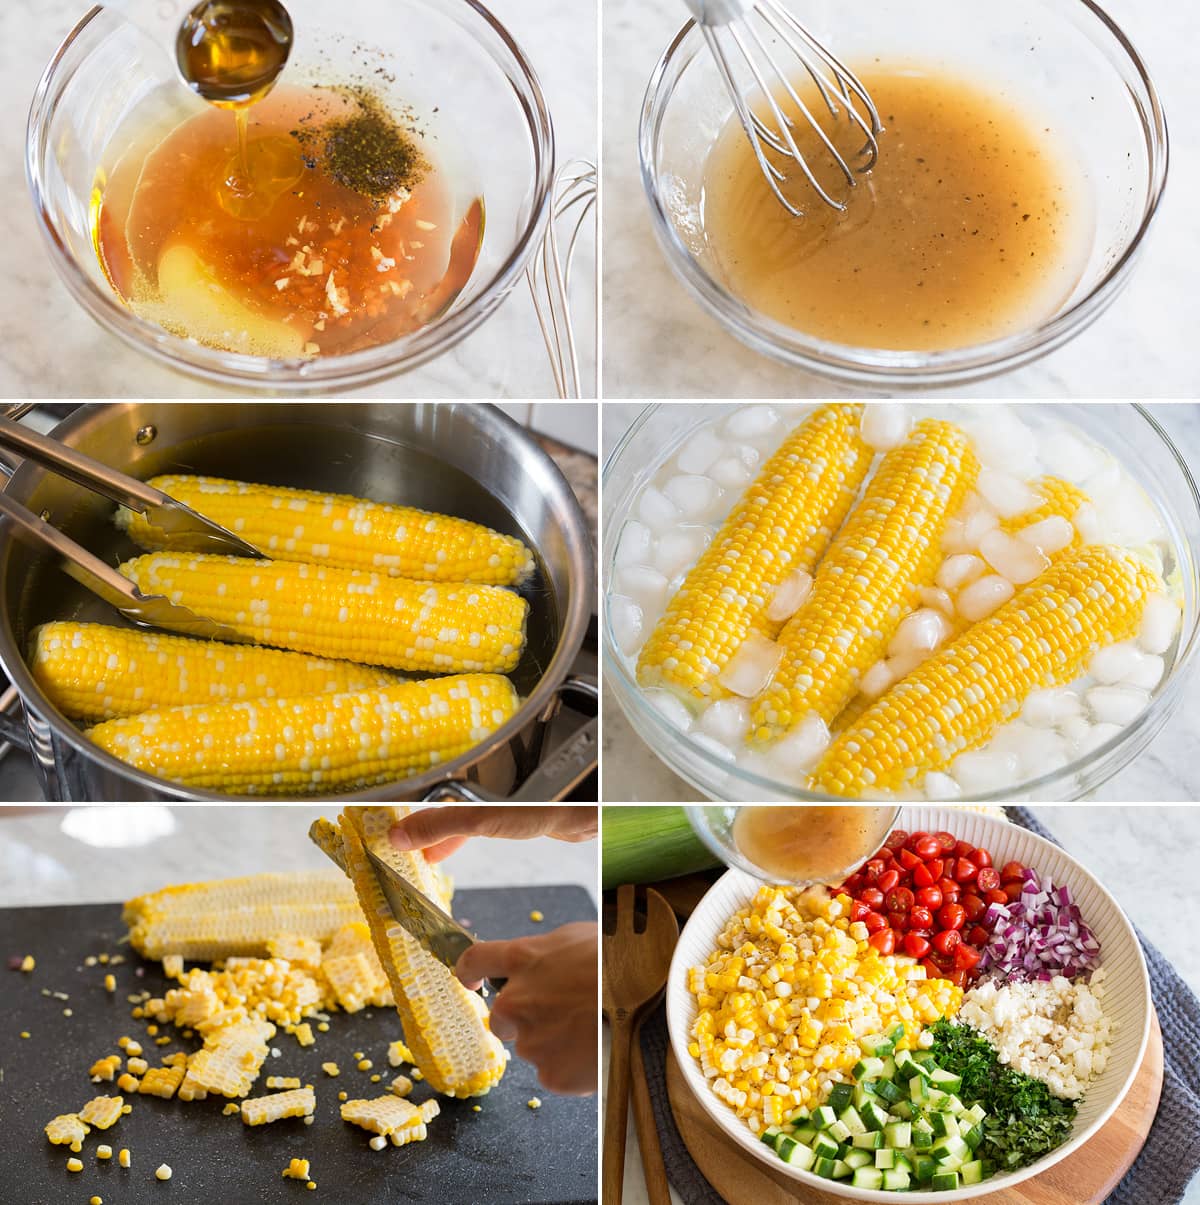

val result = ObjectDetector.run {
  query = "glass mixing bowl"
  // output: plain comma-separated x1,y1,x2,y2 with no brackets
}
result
603,404,1200,802
26,0,554,391
638,0,1168,389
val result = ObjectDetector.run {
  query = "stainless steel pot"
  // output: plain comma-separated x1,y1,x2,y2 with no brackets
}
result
0,403,595,801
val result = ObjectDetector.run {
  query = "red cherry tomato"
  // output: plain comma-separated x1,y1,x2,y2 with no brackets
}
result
860,888,885,909
849,901,872,923
843,873,865,892
926,858,945,881
908,906,933,931
912,863,936,889
968,925,991,948
928,950,955,973
954,840,975,859
933,929,962,956
868,928,896,955
947,968,968,988
1000,861,1026,884
937,877,958,897
962,895,988,922
876,868,901,893
877,846,894,863
1004,881,1025,901
937,903,965,931
907,830,931,850
915,886,943,910
885,910,907,932
865,859,886,882
954,943,982,970
897,848,921,871
914,836,942,861
863,910,888,933
976,867,1001,892
986,888,1009,906
973,848,993,868
903,933,931,958
954,859,978,884
885,830,910,850
885,887,915,914
934,831,957,852
921,958,942,978
940,857,956,880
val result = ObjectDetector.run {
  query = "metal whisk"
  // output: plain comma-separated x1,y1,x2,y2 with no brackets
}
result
685,0,882,216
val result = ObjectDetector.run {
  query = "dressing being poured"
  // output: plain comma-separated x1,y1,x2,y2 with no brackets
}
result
732,805,895,884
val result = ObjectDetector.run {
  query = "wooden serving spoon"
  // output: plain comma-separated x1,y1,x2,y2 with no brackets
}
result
603,884,679,1205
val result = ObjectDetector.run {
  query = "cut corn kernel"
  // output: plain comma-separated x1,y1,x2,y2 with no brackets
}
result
223,1103,241,1116
369,1135,387,1151
529,911,544,923
103,974,116,993
389,1075,413,1098
357,1059,373,1072
387,1039,413,1067
283,1157,312,1180
97,1145,113,1160
90,1055,121,1081
20,954,35,972
127,1057,149,1076
241,1086,316,1126
527,1097,542,1110
187,1019,275,1097
322,1063,340,1077
139,1065,186,1099
156,1164,172,1181
67,1158,84,1173
118,1149,131,1169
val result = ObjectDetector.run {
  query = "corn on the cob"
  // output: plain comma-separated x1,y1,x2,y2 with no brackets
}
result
186,1019,276,1098
118,553,528,674
752,420,979,742
124,871,360,960
816,545,1162,795
118,475,534,587
340,1096,430,1145
88,673,519,797
637,404,872,704
78,1096,124,1130
322,808,507,1098
241,1086,316,1126
1000,476,1091,545
29,621,396,724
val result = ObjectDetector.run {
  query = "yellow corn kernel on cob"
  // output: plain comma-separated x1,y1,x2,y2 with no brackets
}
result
816,545,1162,795
124,871,360,960
118,554,528,674
265,934,324,972
78,1096,124,1130
45,1114,89,1146
241,1086,316,1126
321,808,507,1098
340,1096,429,1145
89,674,519,797
119,475,534,586
28,621,396,724
186,1019,276,1098
637,404,872,704
138,1066,186,1099
752,419,978,743
1000,476,1091,547
266,1076,302,1090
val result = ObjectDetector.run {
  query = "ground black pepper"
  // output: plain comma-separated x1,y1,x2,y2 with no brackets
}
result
321,89,427,200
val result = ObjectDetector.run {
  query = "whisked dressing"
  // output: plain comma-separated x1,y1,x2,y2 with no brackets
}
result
702,68,1083,350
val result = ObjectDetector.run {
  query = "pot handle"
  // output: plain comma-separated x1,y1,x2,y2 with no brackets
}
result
0,684,32,752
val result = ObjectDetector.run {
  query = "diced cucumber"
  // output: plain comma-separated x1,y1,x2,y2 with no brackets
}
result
961,1103,987,1128
909,1075,930,1104
780,1139,816,1170
860,1101,890,1132
860,1033,895,1058
929,1112,959,1140
812,1105,837,1130
827,1120,851,1143
913,1155,938,1183
930,1068,963,1093
962,1123,984,1151
884,1121,911,1149
911,1050,937,1066
912,1120,934,1151
889,1100,913,1121
843,1150,874,1170
811,1132,839,1157
926,1088,950,1111
790,1126,817,1145
774,1135,798,1161
893,1153,914,1174
836,1143,853,1160
838,1107,867,1137
881,1170,912,1191
893,1049,921,1081
873,1078,902,1105
853,1083,876,1111
945,1095,966,1116
888,1023,907,1045
827,1084,852,1114
874,1147,895,1170
852,1057,885,1082
792,1106,811,1122
936,1153,965,1174
932,1136,971,1163
812,1156,838,1179
852,1131,884,1151
961,1159,985,1185
879,1056,897,1081
931,1171,960,1191
852,1168,884,1191
760,1125,782,1145
831,1159,852,1180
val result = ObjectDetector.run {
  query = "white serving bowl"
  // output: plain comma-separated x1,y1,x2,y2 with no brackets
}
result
666,806,1152,1202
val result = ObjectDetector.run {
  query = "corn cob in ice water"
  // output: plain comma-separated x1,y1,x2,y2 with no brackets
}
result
815,545,1163,795
751,419,978,742
637,404,872,704
117,553,528,674
118,475,534,586
88,674,520,797
29,621,396,723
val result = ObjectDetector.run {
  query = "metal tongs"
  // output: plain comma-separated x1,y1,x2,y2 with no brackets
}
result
0,415,264,641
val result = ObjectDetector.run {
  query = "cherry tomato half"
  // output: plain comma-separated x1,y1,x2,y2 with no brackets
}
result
932,929,961,956
908,906,934,930
865,859,886,882
885,830,909,850
868,928,896,955
937,877,959,898
863,910,888,933
915,886,943,910
962,895,988,923
897,848,921,871
885,887,915,914
912,863,937,889
876,868,901,894
887,910,909,932
985,889,1009,907
1000,861,1026,884
954,943,982,970
976,867,1001,892
903,933,931,959
934,831,957,852
937,903,965,931
914,836,942,861
849,901,872,923
953,859,978,884
954,840,975,859
860,888,885,909
1004,881,1025,902
947,968,968,988
973,848,993,868
968,925,991,948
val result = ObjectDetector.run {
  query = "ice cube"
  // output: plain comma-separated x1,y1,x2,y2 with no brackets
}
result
976,469,1043,519
1022,688,1083,728
956,574,1016,622
764,715,830,782
888,608,952,657
663,474,722,520
1093,476,1166,546
861,404,910,451
1013,728,1070,779
711,456,754,489
1089,642,1145,686
1060,715,1093,749
963,409,1037,476
936,553,987,592
614,565,669,628
1127,653,1165,691
608,594,644,656
696,698,752,748
655,527,712,579
884,650,929,682
718,635,783,697
676,427,725,475
645,689,693,732
962,505,1000,550
859,660,894,700
724,405,779,439
941,518,970,555
615,520,653,568
917,587,956,618
1016,515,1074,556
1071,503,1105,546
1039,425,1105,483
638,485,678,532
1086,685,1149,725
951,750,1020,795
1138,593,1179,655
689,732,736,762
1078,722,1122,755
922,771,962,801
979,530,1050,585
765,570,814,622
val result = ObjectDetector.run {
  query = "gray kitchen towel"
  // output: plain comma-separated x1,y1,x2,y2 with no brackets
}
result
637,808,1200,1204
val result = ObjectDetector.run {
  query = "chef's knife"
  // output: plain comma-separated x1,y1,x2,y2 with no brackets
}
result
363,846,507,993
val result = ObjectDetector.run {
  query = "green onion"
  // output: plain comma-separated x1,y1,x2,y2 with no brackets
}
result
602,806,719,889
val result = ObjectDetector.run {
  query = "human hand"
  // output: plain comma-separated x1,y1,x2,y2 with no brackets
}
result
389,805,597,862
458,921,598,1096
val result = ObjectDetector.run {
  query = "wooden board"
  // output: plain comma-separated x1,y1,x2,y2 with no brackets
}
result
666,1014,1162,1205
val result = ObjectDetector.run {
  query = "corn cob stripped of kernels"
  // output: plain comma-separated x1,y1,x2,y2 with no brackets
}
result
815,545,1163,796
751,420,979,743
124,871,361,960
118,475,535,586
688,888,962,1133
87,673,520,797
320,808,507,1098
117,554,528,675
241,1086,316,1125
29,621,397,724
637,404,873,704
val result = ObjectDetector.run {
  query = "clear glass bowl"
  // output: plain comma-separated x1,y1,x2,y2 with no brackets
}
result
602,404,1200,802
638,0,1168,388
26,0,554,391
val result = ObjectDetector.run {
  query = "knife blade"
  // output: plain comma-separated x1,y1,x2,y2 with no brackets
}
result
363,846,506,993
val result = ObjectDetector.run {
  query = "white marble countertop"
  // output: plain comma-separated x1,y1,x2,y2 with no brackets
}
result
0,804,598,906
601,402,1200,803
602,0,1199,398
0,0,596,399
605,804,1200,1205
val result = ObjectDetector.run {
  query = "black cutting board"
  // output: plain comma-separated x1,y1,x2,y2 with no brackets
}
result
0,885,597,1205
